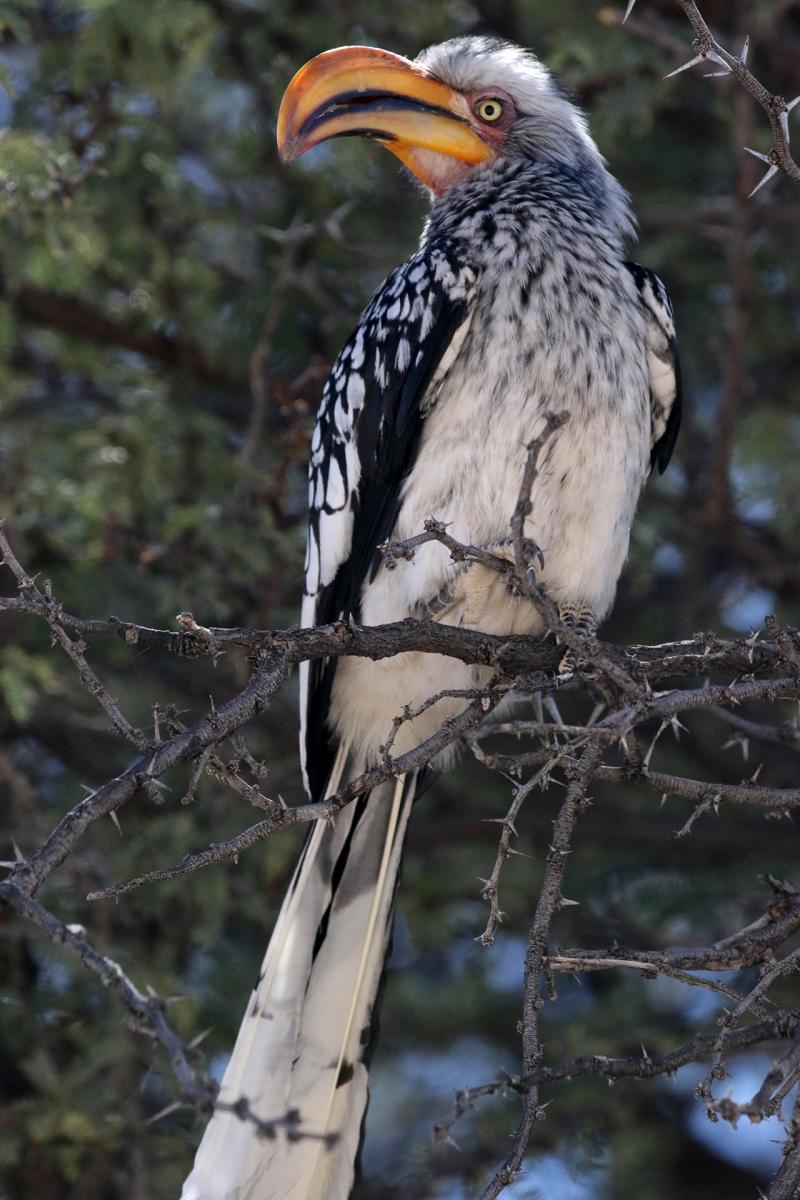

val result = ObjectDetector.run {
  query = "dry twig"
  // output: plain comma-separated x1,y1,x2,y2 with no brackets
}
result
3,502,800,1193
622,1,800,192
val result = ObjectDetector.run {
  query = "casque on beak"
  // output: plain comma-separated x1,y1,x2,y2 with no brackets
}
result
276,45,493,191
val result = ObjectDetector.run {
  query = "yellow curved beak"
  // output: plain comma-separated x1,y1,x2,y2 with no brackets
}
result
276,46,492,186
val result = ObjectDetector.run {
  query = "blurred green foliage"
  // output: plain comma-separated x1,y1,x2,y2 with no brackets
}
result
1,1,799,1197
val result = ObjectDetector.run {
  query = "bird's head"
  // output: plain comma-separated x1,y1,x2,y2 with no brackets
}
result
277,36,598,198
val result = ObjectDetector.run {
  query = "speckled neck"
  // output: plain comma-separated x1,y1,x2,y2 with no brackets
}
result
422,155,635,265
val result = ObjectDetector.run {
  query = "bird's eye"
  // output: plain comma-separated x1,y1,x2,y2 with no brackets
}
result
475,97,504,123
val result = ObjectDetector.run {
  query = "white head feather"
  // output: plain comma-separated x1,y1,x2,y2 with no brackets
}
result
416,36,634,241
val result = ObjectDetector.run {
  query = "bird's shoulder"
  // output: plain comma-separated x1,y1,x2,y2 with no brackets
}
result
300,238,478,800
305,238,478,600
625,260,675,337
624,260,682,474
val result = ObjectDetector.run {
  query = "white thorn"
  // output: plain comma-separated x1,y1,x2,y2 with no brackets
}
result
665,52,708,79
644,720,669,768
740,35,750,65
109,810,122,836
145,1099,185,1126
744,146,772,164
748,163,780,197
623,0,637,21
666,49,727,80
705,67,733,78
786,96,800,113
187,1027,213,1050
670,715,687,740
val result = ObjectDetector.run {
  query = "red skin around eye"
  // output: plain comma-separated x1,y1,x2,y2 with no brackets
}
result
467,87,517,145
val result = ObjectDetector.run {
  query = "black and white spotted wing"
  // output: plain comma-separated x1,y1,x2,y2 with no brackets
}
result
625,262,682,474
300,238,477,800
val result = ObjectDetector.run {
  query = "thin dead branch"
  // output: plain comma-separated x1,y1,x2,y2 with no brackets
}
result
3,505,800,1191
621,1,800,192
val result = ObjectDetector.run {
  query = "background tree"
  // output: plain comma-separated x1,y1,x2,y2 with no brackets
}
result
1,2,799,1198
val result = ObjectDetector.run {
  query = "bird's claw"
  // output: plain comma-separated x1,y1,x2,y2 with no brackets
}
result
521,537,545,572
555,648,578,683
553,605,598,680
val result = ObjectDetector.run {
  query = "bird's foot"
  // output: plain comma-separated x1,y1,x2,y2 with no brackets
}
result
555,605,598,681
414,539,545,627
476,538,544,597
458,538,547,624
459,540,521,623
413,575,461,620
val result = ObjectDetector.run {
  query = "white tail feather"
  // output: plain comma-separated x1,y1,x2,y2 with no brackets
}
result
181,752,415,1200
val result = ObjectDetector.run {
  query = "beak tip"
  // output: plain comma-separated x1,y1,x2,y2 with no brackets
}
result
275,45,492,180
276,123,301,163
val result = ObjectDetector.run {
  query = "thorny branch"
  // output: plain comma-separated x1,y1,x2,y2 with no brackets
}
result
622,1,800,193
434,1010,800,1144
239,206,351,477
3,497,800,1196
86,677,510,901
0,8,796,1197
480,741,603,1200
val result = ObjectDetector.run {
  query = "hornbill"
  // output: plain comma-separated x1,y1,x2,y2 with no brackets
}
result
182,35,680,1200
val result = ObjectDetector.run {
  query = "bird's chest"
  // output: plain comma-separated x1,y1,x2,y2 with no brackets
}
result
398,258,650,545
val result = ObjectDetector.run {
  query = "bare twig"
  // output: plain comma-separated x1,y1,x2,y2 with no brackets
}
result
0,880,227,1117
3,514,800,1191
3,653,292,898
770,1087,800,1200
510,411,568,597
622,1,800,191
712,704,800,752
435,1010,798,1142
86,678,510,900
547,954,744,1007
240,212,344,471
0,522,147,751
705,49,756,523
700,946,800,1109
477,746,576,947
480,741,602,1200
382,517,515,580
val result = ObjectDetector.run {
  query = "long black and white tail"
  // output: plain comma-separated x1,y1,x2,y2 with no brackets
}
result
181,748,416,1200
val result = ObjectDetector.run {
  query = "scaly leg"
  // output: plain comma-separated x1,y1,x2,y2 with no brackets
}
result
414,539,546,628
412,574,462,620
458,539,537,626
555,603,598,679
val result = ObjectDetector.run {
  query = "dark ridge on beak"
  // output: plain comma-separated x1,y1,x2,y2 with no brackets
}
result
325,128,400,143
298,92,468,143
